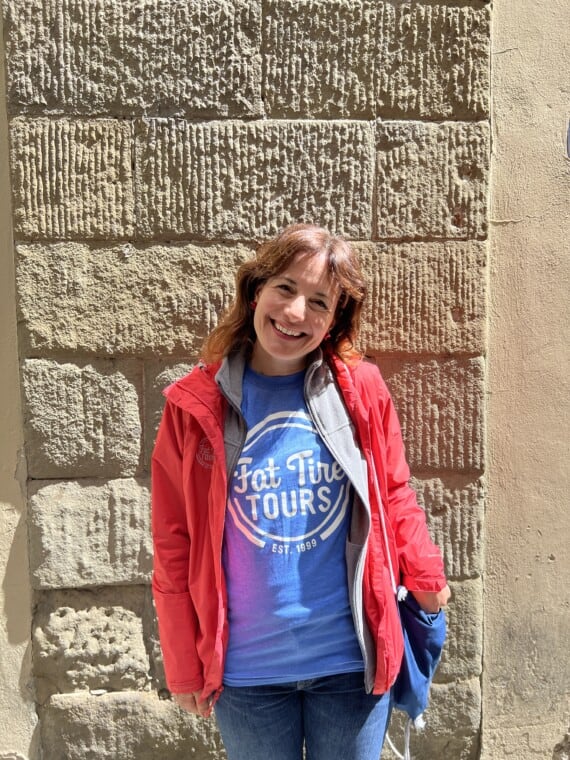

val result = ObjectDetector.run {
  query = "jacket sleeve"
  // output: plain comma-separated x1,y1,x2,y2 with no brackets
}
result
377,374,447,592
151,399,204,694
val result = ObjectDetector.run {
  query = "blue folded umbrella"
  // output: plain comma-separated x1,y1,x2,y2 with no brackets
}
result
386,586,447,759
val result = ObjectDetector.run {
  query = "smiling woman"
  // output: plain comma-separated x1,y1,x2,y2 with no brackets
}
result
151,224,450,760
249,252,340,375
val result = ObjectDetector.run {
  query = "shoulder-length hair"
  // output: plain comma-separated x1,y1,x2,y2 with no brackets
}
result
202,224,367,364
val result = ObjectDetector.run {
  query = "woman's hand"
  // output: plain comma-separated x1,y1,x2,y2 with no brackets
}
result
173,691,213,718
411,584,451,614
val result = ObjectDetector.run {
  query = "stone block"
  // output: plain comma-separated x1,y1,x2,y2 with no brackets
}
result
144,361,195,470
134,119,374,239
39,691,226,760
378,358,485,473
376,121,489,240
386,679,481,760
10,118,134,240
22,359,141,478
16,242,253,356
4,0,262,118
437,578,483,681
28,479,152,590
33,587,151,703
263,0,375,118
357,241,486,355
376,2,490,119
412,476,484,580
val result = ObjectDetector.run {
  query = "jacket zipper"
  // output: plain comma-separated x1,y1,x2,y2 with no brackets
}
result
303,361,375,693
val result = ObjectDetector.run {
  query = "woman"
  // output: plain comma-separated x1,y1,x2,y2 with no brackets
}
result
151,224,450,759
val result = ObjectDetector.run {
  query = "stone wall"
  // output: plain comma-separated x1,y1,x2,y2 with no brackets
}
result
2,1,491,758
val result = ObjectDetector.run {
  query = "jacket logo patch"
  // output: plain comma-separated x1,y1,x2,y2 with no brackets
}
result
196,437,215,469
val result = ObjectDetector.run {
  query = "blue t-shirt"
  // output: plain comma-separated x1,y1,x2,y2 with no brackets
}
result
222,366,364,685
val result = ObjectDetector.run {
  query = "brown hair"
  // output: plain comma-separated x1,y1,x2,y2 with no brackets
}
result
202,224,367,364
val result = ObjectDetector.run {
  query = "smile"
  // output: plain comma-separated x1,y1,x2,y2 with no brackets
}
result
273,320,304,338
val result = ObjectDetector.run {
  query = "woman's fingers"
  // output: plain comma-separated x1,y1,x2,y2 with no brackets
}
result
173,691,213,718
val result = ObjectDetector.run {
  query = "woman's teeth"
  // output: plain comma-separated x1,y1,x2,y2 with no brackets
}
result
274,321,302,337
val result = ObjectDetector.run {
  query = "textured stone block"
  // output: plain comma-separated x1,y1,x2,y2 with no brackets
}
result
376,121,489,240
378,358,485,473
16,242,253,356
134,119,374,239
22,359,141,478
412,476,484,580
4,0,262,117
28,479,152,590
357,241,486,355
376,2,490,119
386,680,481,760
10,118,134,240
264,0,375,118
40,691,226,760
33,587,151,702
437,579,483,681
144,361,195,470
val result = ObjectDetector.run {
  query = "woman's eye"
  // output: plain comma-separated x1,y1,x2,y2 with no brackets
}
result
277,283,293,293
311,299,329,311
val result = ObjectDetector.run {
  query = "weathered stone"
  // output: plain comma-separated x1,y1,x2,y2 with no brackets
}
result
378,358,485,473
357,241,486,355
16,242,253,356
22,359,141,478
376,2,490,119
10,118,134,240
385,679,481,760
144,361,195,470
134,119,374,239
33,587,151,703
437,579,483,681
412,476,484,580
264,0,375,118
28,479,152,590
376,121,489,240
39,691,226,760
481,724,570,760
4,0,262,118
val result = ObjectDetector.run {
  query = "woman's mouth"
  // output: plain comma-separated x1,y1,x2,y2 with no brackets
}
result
272,320,304,338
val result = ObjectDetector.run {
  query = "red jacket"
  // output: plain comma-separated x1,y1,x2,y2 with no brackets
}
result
151,352,446,701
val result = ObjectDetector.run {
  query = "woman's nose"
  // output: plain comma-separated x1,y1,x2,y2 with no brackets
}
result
284,295,306,321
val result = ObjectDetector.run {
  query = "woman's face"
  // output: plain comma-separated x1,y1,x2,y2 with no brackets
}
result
250,252,341,376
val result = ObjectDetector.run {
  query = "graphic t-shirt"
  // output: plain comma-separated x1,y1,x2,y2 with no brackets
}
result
222,366,364,685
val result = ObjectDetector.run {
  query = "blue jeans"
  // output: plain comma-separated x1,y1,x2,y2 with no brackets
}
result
214,672,392,760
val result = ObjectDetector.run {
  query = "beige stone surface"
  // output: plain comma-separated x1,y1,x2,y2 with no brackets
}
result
134,119,374,239
376,120,489,240
358,241,486,355
376,1,490,119
40,692,226,760
10,118,134,239
385,679,481,760
264,0,490,120
16,243,253,356
437,579,483,681
412,476,484,581
483,0,570,755
0,14,37,758
379,358,485,473
28,479,151,589
4,0,262,118
22,359,142,478
33,587,151,703
264,0,375,118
